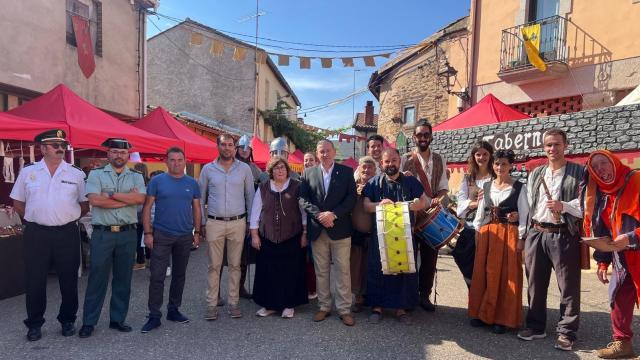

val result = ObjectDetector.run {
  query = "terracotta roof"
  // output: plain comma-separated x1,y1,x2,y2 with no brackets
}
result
352,112,378,131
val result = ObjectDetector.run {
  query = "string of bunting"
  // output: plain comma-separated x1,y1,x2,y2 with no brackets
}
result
189,30,394,69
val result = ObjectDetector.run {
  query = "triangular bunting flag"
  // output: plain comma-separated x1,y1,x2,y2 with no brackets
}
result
210,39,224,57
363,56,375,67
300,57,311,69
342,57,354,67
278,54,290,66
190,32,203,46
233,47,247,62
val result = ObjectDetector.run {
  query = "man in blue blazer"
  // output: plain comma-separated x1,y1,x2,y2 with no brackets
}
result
300,139,357,326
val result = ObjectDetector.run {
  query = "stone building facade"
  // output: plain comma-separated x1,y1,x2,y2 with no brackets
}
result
147,19,300,142
368,17,470,145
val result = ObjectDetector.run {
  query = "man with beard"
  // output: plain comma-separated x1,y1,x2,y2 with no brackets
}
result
363,148,428,323
400,119,449,312
199,134,255,320
79,138,146,338
140,147,201,333
10,130,89,341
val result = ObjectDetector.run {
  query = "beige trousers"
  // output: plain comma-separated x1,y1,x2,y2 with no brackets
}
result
205,219,246,307
311,231,352,315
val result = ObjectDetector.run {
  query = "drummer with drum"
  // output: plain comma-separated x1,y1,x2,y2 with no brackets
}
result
363,148,428,324
400,119,450,312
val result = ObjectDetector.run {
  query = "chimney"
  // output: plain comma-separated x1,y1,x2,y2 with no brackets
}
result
364,101,374,125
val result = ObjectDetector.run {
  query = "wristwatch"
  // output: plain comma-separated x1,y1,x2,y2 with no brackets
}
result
107,191,114,199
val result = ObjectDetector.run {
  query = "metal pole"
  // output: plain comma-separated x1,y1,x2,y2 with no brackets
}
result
252,0,260,138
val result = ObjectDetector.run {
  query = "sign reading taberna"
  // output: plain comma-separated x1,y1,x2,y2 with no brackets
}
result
482,130,544,151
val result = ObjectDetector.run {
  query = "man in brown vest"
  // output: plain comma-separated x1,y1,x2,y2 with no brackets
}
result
400,118,449,312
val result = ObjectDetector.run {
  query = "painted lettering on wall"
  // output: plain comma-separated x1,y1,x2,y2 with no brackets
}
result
483,131,543,151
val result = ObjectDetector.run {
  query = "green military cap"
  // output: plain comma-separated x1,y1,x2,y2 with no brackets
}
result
101,138,132,149
34,129,67,143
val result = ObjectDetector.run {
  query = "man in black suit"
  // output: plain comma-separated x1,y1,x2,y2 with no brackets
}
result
300,139,357,326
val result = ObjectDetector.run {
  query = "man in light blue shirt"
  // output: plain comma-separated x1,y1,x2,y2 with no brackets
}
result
199,134,254,320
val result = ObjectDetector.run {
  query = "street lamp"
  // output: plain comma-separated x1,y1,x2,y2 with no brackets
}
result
437,61,470,103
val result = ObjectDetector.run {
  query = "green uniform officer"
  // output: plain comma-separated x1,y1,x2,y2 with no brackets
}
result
79,138,146,338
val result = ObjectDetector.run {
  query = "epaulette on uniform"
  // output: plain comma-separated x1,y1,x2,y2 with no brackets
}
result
72,164,84,172
23,162,35,168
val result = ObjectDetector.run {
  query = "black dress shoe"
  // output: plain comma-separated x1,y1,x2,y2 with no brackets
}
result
492,325,507,334
469,318,486,327
26,327,42,341
109,322,132,332
78,325,94,338
61,322,76,337
419,298,436,312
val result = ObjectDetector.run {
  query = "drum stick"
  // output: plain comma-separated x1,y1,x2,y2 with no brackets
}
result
540,177,562,224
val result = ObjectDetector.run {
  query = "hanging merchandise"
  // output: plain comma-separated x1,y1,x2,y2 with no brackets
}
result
3,157,15,184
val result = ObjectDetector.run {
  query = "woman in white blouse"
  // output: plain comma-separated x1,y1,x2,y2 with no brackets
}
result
250,157,308,318
456,140,495,222
468,149,529,335
452,141,495,288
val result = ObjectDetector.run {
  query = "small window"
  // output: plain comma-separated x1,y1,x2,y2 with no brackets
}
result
66,0,102,57
403,105,416,126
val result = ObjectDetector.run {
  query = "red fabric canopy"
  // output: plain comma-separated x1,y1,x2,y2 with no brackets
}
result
133,107,218,163
290,149,304,165
433,94,530,132
340,157,358,169
0,112,70,141
251,136,270,170
8,84,179,154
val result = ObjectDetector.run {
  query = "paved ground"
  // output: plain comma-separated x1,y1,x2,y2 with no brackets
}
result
0,249,637,360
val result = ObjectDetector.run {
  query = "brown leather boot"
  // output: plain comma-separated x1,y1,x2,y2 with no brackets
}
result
595,340,635,359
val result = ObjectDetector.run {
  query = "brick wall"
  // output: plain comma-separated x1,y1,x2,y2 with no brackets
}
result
431,104,640,163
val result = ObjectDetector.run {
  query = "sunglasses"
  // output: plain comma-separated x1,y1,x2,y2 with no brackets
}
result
45,143,67,149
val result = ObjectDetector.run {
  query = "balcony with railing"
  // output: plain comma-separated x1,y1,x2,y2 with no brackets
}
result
498,15,569,84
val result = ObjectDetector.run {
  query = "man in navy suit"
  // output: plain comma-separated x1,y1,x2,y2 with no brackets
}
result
300,139,357,326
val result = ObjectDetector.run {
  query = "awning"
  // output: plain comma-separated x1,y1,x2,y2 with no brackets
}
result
434,94,530,132
8,84,179,155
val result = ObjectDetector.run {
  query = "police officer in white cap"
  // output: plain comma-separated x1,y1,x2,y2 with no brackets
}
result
10,129,89,341
258,137,299,184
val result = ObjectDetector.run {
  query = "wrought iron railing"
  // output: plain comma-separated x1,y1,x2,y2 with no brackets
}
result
499,15,568,72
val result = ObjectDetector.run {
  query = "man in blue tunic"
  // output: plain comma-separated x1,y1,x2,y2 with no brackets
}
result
363,148,428,324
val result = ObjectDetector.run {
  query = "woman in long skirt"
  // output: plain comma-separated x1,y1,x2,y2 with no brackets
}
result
469,149,529,334
250,157,308,318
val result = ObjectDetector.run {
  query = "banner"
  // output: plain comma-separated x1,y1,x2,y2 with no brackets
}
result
321,58,332,68
71,15,96,79
521,24,547,72
278,54,290,66
299,57,311,69
342,57,354,67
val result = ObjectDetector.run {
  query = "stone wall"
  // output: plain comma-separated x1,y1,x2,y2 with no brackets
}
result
431,104,640,163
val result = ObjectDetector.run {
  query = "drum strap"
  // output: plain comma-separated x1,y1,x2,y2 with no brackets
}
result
412,152,434,198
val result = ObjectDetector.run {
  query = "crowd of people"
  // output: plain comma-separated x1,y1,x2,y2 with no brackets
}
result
8,120,640,359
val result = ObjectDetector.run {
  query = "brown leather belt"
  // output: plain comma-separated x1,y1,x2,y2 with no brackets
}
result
208,213,246,221
532,221,567,234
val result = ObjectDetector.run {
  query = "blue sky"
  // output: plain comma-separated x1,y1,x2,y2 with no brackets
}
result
147,0,470,130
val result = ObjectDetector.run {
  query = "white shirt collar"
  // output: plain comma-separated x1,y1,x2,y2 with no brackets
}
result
320,162,335,176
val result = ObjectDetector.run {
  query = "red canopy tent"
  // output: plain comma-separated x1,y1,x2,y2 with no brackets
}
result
133,107,218,163
250,136,270,170
433,94,530,132
8,84,179,154
340,157,358,169
290,149,305,165
0,112,70,141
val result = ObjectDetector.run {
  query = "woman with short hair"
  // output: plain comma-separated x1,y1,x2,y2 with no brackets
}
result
250,157,308,318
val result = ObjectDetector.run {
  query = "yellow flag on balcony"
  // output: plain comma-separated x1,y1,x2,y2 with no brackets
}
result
521,24,547,72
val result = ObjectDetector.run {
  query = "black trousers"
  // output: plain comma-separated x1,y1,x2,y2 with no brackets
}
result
418,240,438,298
148,230,193,318
524,228,581,340
23,221,80,329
